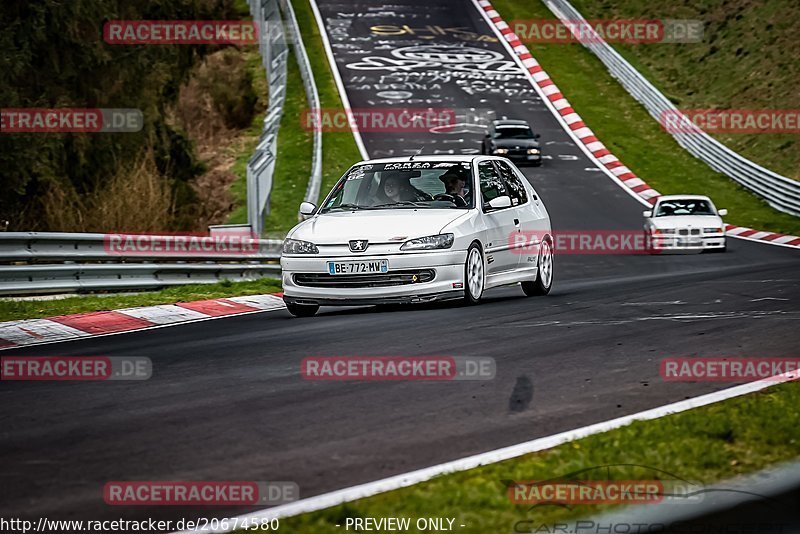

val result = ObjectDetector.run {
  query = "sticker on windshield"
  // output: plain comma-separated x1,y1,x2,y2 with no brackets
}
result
346,166,370,180
383,162,432,170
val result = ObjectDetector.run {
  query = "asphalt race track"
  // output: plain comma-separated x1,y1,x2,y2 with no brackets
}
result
1,0,798,526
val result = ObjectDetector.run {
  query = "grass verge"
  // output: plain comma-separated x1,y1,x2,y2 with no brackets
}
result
273,381,800,532
492,0,800,236
568,0,799,181
0,278,281,323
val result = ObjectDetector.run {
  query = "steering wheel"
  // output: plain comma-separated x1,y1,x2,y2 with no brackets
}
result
434,193,467,207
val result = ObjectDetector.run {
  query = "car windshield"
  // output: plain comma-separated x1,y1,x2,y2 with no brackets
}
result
493,126,534,139
320,161,474,212
655,199,715,216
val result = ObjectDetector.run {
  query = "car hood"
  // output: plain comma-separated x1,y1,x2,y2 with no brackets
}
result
491,138,540,149
289,209,469,244
649,215,723,228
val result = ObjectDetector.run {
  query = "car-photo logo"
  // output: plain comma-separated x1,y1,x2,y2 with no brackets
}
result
349,240,368,252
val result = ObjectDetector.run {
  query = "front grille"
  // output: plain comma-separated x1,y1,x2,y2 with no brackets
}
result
294,269,435,288
678,228,701,236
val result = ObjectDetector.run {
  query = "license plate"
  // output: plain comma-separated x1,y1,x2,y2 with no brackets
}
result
678,238,700,246
328,259,388,275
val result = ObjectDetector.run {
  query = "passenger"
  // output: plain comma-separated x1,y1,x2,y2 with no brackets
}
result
378,172,430,204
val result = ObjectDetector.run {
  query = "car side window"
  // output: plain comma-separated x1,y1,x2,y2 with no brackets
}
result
479,161,508,206
495,160,528,206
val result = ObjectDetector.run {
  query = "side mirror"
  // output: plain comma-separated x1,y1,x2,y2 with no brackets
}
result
718,208,728,216
487,195,512,210
299,201,317,216
534,133,541,139
484,133,491,138
642,210,652,217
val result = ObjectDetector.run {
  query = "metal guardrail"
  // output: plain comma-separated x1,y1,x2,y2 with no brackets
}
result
0,233,282,296
246,0,287,237
241,0,323,235
280,0,323,213
543,0,800,217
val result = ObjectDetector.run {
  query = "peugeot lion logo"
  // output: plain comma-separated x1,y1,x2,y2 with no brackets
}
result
349,240,368,252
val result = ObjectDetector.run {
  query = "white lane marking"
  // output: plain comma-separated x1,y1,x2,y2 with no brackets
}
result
117,305,210,325
497,310,795,327
177,369,800,533
621,300,687,306
750,297,789,302
308,0,369,160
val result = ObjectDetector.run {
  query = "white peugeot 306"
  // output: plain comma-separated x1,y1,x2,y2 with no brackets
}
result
643,195,728,253
280,155,554,317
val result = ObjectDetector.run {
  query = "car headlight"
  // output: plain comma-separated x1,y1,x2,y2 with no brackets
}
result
657,228,675,234
493,148,509,155
283,238,318,254
703,227,724,233
400,233,454,251
527,148,540,155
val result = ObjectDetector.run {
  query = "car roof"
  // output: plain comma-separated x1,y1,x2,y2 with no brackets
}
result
656,194,713,202
492,119,529,127
359,155,487,165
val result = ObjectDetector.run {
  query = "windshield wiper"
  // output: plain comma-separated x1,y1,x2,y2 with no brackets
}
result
371,201,428,208
323,203,369,212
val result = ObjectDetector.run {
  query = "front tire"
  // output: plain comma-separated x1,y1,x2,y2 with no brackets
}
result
464,243,485,304
522,238,553,296
286,301,319,317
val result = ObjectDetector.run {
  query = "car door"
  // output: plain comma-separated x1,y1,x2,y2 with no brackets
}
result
494,159,548,268
478,160,518,275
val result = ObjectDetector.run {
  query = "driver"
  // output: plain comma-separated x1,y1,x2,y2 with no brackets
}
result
439,166,470,205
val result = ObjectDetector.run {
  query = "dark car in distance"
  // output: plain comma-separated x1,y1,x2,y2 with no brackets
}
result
481,119,542,166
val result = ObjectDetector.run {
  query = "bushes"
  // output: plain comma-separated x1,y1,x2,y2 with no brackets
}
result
0,0,249,232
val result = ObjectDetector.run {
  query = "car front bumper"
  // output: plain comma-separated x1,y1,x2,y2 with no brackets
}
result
651,234,726,252
281,249,468,305
496,153,541,165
